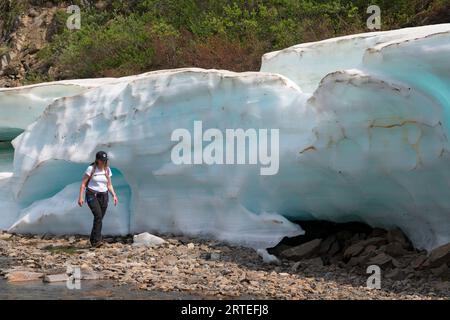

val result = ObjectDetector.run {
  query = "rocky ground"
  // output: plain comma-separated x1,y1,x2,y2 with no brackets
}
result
0,229,449,300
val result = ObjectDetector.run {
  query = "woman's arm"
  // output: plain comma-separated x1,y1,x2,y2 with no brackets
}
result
107,176,118,206
78,174,90,206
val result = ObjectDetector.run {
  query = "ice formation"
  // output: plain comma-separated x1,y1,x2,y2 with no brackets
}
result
1,24,450,250
0,79,119,141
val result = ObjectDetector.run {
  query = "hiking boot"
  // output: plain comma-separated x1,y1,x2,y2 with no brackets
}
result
90,241,103,248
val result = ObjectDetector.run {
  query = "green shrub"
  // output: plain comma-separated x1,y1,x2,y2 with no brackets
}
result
6,0,444,81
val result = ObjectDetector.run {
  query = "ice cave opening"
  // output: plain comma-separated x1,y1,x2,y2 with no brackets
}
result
1,136,132,236
0,141,14,174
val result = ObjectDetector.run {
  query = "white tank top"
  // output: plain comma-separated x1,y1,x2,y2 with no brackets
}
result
85,165,112,193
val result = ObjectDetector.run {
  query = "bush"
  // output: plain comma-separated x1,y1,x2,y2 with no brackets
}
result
45,14,156,78
8,0,444,82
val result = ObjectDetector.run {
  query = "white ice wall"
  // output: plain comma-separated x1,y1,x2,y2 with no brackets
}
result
1,24,450,250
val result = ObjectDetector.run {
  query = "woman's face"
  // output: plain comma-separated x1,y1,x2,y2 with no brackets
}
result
97,159,107,167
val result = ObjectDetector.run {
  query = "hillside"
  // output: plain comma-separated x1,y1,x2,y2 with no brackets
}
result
0,0,449,87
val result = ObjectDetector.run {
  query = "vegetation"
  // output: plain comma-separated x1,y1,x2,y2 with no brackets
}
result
0,0,25,40
44,245,80,255
2,0,450,81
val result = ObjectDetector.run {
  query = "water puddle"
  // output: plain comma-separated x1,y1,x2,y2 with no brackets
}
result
0,278,212,300
0,255,209,300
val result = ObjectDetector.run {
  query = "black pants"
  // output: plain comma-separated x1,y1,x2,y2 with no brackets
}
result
86,188,109,245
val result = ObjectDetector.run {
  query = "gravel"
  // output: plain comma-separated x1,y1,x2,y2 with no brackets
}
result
0,232,448,300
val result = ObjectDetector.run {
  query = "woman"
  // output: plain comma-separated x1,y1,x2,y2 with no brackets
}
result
78,151,119,248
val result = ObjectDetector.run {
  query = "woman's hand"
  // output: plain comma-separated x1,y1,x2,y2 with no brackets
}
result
78,197,84,207
113,195,118,206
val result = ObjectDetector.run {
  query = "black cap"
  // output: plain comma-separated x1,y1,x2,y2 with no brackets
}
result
96,151,108,161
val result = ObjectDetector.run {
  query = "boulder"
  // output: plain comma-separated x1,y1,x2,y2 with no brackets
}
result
132,232,166,247
367,253,393,268
319,235,337,255
384,242,409,257
427,242,450,268
387,228,410,248
327,241,341,256
281,239,322,260
343,243,365,259
347,254,371,267
5,270,43,282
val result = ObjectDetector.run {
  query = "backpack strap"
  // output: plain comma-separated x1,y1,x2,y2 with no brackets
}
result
85,164,96,188
105,166,112,186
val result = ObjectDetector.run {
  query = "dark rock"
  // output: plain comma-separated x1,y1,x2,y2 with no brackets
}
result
343,243,364,259
384,242,409,257
362,245,377,256
385,268,406,280
391,258,402,268
411,254,428,270
430,263,449,278
347,254,371,267
268,244,292,256
427,243,450,268
367,253,393,268
281,239,322,260
350,233,367,244
387,228,411,249
361,237,388,248
330,253,345,266
328,241,341,256
318,235,336,255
